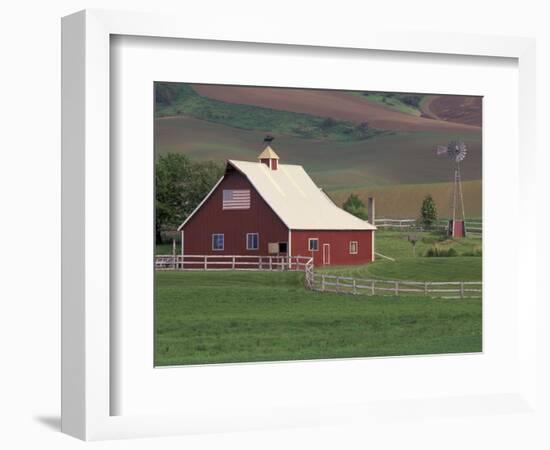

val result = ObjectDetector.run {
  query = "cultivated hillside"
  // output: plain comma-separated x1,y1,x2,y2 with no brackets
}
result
154,83,482,218
156,116,481,188
192,84,481,132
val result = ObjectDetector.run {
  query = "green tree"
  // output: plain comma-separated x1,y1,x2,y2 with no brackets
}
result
154,82,179,106
155,153,224,244
343,193,368,220
420,195,438,228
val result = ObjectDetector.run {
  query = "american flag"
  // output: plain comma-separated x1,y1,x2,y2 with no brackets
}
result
223,189,251,210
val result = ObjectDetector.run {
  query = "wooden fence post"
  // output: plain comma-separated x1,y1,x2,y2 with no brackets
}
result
460,281,464,298
336,276,340,293
395,281,399,296
371,279,375,295
204,255,207,270
232,256,235,270
321,275,325,291
424,281,428,295
171,240,176,270
353,279,357,295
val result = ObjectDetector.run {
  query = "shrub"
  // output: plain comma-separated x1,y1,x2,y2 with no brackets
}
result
400,95,422,108
320,117,337,129
462,247,482,257
425,247,437,257
425,245,458,257
420,195,438,228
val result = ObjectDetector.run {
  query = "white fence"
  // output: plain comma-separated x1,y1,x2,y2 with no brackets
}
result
155,254,313,272
374,218,417,229
374,217,482,237
155,254,481,299
305,272,482,299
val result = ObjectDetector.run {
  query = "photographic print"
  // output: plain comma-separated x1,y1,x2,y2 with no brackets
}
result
154,82,482,366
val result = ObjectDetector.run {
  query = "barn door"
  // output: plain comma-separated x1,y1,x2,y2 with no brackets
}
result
323,243,331,265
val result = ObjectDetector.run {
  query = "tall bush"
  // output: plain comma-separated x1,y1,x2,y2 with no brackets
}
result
420,195,438,228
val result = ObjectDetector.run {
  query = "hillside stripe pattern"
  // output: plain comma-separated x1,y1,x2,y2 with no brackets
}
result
222,189,251,210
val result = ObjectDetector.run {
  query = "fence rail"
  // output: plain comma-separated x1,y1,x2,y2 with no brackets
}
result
374,217,482,237
305,272,482,299
155,254,481,299
155,254,313,272
374,218,417,229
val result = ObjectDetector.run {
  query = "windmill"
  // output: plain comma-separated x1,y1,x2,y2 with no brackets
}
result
437,140,468,238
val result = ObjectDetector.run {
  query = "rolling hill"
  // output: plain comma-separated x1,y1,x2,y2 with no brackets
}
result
154,83,482,218
192,84,481,133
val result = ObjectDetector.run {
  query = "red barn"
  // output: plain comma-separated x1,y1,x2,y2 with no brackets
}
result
178,146,376,266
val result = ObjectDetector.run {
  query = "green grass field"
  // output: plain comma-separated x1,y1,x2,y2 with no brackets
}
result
375,230,482,259
155,271,482,366
320,258,482,282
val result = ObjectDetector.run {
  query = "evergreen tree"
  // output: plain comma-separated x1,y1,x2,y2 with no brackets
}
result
420,195,438,228
343,193,368,220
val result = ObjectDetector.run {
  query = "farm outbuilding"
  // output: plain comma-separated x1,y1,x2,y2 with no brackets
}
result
178,146,376,266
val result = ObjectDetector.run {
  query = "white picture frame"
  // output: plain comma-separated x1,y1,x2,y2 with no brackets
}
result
61,9,538,441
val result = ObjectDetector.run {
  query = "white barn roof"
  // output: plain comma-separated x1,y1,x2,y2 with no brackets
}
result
226,159,376,230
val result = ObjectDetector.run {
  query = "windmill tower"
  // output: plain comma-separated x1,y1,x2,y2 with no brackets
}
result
437,140,468,238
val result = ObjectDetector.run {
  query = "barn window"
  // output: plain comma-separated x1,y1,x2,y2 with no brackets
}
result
212,234,224,251
308,238,319,251
349,241,358,254
246,233,259,250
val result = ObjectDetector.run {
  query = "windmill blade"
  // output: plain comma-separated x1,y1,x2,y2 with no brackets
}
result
454,141,467,162
437,145,449,156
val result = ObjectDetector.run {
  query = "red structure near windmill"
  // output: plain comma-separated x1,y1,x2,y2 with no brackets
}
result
178,145,376,266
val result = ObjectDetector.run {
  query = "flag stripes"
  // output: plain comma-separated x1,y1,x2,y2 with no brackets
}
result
223,189,251,210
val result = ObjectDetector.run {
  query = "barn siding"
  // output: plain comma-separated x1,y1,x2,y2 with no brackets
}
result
183,169,289,255
291,230,374,266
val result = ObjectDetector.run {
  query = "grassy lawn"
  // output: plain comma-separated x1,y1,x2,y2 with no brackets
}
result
319,257,482,282
375,229,482,260
155,271,482,366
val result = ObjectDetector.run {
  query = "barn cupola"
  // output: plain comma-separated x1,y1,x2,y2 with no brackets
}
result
257,145,280,170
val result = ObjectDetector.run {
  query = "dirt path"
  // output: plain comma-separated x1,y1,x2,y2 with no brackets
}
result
192,84,481,133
